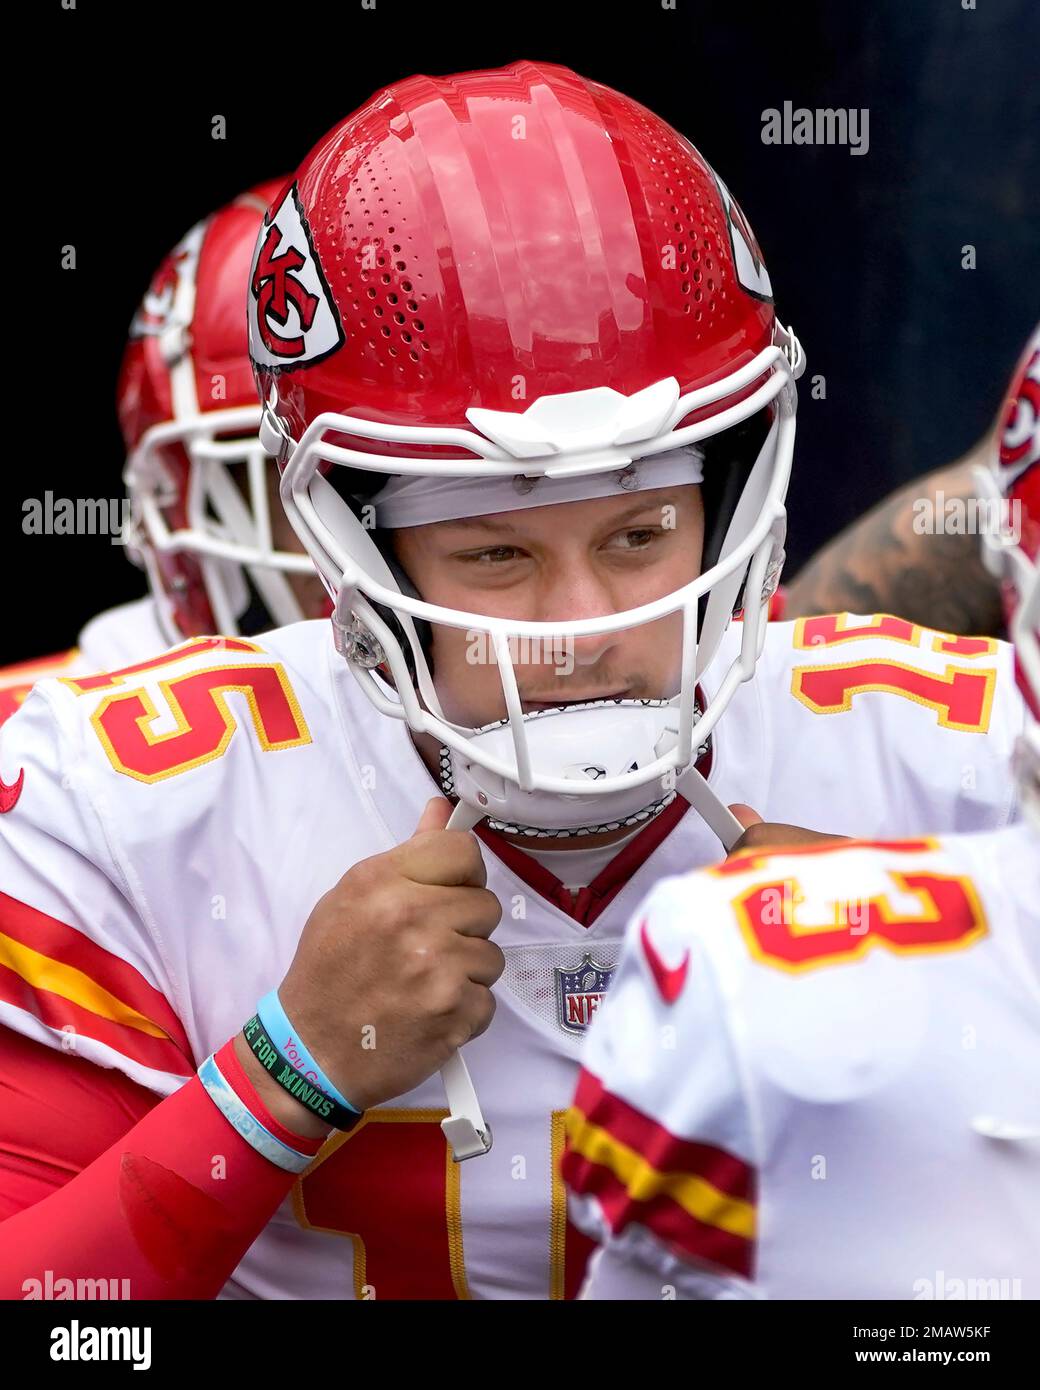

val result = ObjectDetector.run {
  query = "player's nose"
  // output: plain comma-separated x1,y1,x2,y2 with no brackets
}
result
533,567,628,665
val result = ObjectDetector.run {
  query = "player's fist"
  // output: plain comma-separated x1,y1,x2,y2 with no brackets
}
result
236,797,504,1132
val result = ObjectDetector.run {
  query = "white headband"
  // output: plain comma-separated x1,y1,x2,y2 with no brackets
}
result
371,445,705,529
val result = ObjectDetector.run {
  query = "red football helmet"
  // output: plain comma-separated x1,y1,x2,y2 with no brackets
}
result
978,324,1040,825
118,179,315,640
250,61,803,839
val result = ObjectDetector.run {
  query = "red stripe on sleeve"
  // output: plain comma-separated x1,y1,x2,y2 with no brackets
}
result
0,884,194,1067
0,964,194,1078
573,1067,754,1203
562,1145,754,1279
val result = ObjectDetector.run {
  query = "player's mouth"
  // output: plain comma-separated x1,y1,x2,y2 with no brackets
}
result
520,689,633,713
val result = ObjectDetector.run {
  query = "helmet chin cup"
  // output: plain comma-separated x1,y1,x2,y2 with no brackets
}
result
444,700,692,833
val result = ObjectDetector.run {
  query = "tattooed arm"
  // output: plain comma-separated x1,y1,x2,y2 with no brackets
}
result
784,433,1004,636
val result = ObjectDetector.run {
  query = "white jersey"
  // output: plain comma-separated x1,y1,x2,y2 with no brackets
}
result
75,597,169,671
0,613,1025,1299
0,598,166,727
567,822,1040,1300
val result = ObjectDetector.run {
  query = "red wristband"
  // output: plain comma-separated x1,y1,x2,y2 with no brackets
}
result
213,1039,325,1156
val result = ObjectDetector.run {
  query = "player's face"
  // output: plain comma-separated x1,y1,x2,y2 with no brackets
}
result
392,484,705,727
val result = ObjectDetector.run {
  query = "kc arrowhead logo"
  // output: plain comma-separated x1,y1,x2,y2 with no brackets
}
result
129,221,205,342
248,182,345,371
712,170,773,304
999,338,1040,479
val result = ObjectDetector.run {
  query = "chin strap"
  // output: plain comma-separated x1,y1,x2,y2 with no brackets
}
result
437,798,494,1161
673,764,744,850
439,1052,493,1162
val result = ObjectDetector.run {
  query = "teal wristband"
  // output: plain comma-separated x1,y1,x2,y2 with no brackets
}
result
242,1014,361,1132
256,989,360,1114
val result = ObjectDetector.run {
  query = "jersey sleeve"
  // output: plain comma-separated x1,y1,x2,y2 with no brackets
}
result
0,685,195,1095
756,614,1023,835
563,877,759,1299
0,648,83,727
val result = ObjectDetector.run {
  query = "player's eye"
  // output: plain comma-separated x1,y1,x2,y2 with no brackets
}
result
454,545,527,565
607,527,662,551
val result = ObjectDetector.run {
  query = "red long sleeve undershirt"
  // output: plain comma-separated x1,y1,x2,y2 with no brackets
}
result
0,1025,320,1299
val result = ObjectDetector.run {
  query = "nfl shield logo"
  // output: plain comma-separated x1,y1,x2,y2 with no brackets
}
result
554,953,616,1036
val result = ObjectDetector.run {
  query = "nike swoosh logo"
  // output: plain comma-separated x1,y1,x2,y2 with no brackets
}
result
0,767,24,813
639,917,689,1005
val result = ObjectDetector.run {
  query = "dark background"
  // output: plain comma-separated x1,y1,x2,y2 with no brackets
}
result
10,0,1038,663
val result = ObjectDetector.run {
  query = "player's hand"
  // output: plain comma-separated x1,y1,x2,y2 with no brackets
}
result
726,803,850,857
235,796,503,1133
